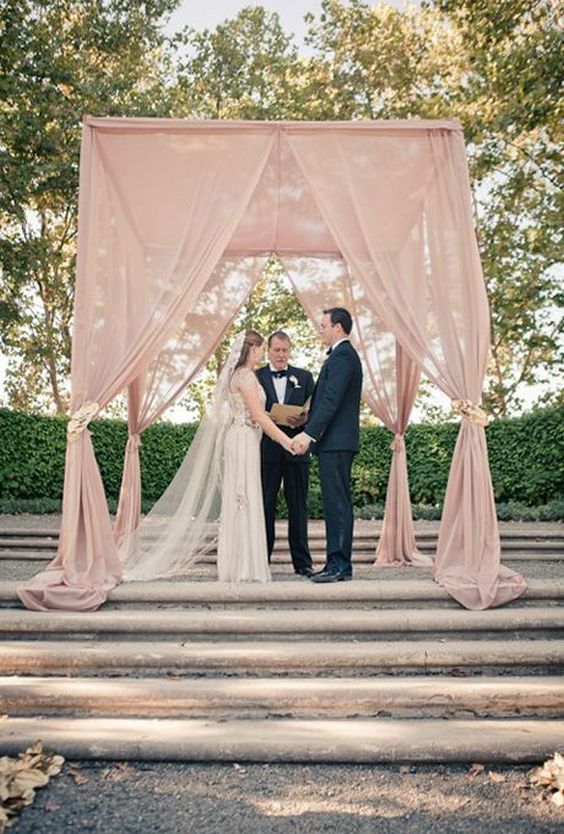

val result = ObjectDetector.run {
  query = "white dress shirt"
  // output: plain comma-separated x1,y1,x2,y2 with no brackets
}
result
269,364,288,403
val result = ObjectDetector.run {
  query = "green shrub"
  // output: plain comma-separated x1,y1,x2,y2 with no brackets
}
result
0,406,562,517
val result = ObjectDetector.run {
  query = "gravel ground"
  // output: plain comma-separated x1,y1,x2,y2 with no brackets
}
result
11,760,564,834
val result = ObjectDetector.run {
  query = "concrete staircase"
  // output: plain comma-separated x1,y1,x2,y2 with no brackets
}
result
1,526,563,562
0,523,563,763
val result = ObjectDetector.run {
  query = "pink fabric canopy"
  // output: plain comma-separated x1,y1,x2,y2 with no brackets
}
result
18,117,526,612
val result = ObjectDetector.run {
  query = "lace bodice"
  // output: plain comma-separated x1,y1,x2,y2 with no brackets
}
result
228,367,265,429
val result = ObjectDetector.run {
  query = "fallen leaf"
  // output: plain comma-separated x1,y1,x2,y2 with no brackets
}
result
468,763,485,776
527,752,564,807
488,772,506,783
0,741,65,832
67,765,88,786
101,763,134,782
11,769,49,792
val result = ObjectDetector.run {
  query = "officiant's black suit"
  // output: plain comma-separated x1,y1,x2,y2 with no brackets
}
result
256,365,315,573
305,340,363,576
257,365,314,572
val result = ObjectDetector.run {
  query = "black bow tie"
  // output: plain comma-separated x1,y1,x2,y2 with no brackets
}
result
271,369,288,378
326,347,333,356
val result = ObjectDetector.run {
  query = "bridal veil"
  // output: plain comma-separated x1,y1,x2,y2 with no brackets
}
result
119,332,246,580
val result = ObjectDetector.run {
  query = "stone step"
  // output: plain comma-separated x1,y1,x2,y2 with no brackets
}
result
2,548,563,563
1,578,562,606
2,638,562,675
1,606,563,641
1,526,562,540
0,716,562,762
2,675,562,719
1,535,562,552
0,539,59,550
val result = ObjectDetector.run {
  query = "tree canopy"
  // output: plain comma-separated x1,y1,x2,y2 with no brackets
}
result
0,0,561,418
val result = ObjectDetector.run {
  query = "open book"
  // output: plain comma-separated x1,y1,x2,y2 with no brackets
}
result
269,397,311,427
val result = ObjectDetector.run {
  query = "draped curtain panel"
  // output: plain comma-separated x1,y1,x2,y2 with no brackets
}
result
19,122,276,611
18,117,525,611
285,127,526,608
112,255,269,549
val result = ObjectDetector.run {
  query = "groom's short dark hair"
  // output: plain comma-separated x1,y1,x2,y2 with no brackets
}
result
324,307,353,335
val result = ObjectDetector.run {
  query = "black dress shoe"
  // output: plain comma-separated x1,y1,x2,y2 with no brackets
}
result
294,566,315,577
310,568,352,583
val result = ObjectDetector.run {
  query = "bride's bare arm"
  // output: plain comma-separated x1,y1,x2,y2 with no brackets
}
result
235,372,295,453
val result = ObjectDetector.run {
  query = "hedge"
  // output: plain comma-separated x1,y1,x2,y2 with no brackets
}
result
0,406,562,517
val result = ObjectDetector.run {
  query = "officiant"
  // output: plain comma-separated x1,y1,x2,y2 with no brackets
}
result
256,331,315,577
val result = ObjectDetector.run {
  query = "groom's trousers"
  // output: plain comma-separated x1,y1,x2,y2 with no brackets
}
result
317,451,354,574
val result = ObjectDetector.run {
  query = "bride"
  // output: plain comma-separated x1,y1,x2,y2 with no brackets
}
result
120,329,295,582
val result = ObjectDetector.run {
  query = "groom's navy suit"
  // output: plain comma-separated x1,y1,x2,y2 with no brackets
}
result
305,340,363,576
256,364,315,572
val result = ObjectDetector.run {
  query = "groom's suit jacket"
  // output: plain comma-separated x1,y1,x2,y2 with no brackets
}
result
305,340,363,453
256,364,315,464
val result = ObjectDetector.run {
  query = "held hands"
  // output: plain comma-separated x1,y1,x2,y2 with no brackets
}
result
291,432,312,455
283,438,297,456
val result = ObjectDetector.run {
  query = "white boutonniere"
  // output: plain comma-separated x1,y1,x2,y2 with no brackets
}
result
289,375,301,389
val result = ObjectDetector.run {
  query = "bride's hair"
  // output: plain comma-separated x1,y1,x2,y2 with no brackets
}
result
232,329,264,375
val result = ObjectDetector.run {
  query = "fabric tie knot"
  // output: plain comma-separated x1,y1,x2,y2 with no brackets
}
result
390,433,405,453
326,347,333,356
271,369,287,378
67,401,100,443
126,433,142,453
451,399,490,427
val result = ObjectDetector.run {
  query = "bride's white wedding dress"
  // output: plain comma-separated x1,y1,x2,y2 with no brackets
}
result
120,332,273,583
217,366,271,582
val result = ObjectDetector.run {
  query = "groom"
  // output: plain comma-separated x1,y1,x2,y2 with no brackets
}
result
292,308,362,583
256,331,315,576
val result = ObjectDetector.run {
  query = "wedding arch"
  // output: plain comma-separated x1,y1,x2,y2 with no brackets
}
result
18,116,526,612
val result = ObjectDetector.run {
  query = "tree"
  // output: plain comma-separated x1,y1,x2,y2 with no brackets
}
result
429,0,563,415
300,0,466,121
0,0,181,412
172,6,302,119
300,0,563,416
1,1,560,419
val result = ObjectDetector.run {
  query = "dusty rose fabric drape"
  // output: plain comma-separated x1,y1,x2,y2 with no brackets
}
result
286,127,526,608
113,256,268,548
18,117,525,612
18,123,275,611
373,344,431,567
113,378,144,549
